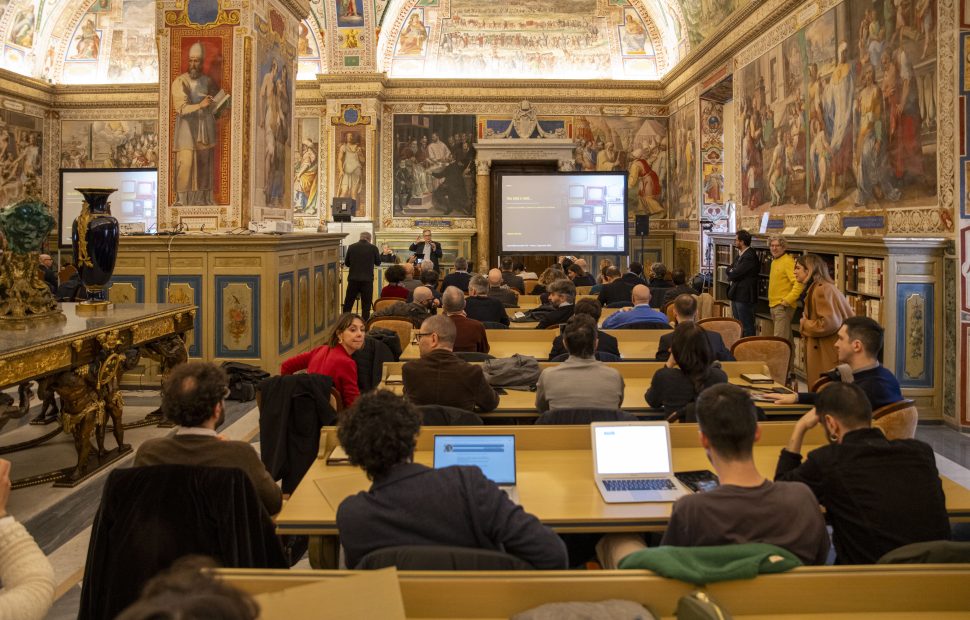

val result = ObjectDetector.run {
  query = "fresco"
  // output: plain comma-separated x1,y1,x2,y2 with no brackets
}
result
668,104,698,221
392,114,476,217
297,17,324,79
571,115,668,218
679,0,748,47
334,125,365,213
292,117,319,216
60,119,158,168
254,14,294,209
701,99,724,205
335,0,363,28
0,108,41,206
737,0,936,215
168,29,233,206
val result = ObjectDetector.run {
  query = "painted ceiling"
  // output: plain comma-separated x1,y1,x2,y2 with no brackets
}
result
0,0,748,84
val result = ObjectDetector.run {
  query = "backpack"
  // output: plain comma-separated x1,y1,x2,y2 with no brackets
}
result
482,354,540,390
221,361,270,402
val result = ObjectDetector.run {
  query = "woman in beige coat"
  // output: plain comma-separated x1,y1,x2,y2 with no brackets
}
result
795,253,854,383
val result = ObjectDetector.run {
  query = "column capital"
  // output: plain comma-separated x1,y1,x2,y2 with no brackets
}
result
475,159,491,176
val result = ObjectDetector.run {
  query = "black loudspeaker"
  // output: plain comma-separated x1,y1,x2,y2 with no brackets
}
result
635,214,650,237
332,197,357,222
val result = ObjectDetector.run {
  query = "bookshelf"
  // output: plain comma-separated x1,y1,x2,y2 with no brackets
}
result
710,234,946,421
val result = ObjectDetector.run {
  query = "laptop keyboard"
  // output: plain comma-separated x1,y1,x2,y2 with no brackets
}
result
603,478,676,491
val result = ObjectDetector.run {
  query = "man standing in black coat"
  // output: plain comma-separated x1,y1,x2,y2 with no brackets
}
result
409,229,443,272
343,231,381,320
726,229,760,337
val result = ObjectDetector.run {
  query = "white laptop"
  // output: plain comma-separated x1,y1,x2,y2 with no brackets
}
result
591,422,689,503
433,435,519,503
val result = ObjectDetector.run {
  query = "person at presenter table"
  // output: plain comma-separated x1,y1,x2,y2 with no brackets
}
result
409,229,442,272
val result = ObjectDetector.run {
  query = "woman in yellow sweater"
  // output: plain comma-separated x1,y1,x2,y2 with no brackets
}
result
767,235,804,340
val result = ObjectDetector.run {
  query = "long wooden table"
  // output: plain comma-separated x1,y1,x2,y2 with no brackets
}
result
507,306,624,327
399,328,671,360
381,360,808,419
218,565,970,619
276,424,970,544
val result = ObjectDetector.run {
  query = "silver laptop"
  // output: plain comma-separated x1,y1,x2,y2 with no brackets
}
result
433,435,519,503
591,422,689,503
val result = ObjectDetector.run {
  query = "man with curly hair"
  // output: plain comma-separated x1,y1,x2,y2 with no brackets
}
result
335,390,567,569
134,362,282,515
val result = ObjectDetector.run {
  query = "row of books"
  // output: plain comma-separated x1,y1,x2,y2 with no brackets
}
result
846,294,882,322
845,256,884,296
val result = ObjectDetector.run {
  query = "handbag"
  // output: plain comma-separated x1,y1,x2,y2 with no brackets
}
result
482,354,540,390
676,592,732,620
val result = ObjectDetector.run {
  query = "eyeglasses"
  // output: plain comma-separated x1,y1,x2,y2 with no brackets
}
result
411,331,433,344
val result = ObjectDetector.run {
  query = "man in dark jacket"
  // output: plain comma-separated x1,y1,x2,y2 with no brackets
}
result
464,275,509,326
336,390,567,569
536,279,576,329
342,231,382,320
440,256,473,293
500,257,525,294
726,229,761,337
403,315,499,412
775,383,950,564
599,266,638,306
646,263,672,307
663,269,697,306
655,294,733,362
548,298,619,360
409,229,443,271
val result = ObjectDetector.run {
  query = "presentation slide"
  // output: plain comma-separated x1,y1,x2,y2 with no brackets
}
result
500,173,627,254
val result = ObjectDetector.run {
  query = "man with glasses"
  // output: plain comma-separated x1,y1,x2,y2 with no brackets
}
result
409,229,442,272
402,315,498,412
134,362,282,515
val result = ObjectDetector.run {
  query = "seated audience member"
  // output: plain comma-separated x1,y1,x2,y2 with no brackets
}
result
514,261,538,281
38,254,57,293
531,267,560,302
442,286,489,353
645,322,728,419
400,263,421,294
596,258,613,284
465,275,510,326
500,257,526,294
775,382,950,564
336,391,568,569
411,270,443,304
536,279,577,329
372,286,436,327
597,266,636,306
536,315,624,412
440,256,473,293
590,266,619,295
656,294,734,362
280,312,364,407
567,264,596,287
763,316,902,410
486,269,519,306
548,298,620,360
646,263,672,307
662,269,696,306
379,243,397,264
116,556,258,620
0,458,54,620
597,384,830,569
622,262,646,284
402,315,499,412
380,264,409,300
601,285,668,329
135,362,283,515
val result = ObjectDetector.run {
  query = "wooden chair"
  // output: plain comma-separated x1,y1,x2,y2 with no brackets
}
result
365,317,412,352
575,286,593,295
809,375,833,393
731,336,793,386
58,264,78,284
695,293,715,319
523,280,539,294
872,399,919,440
329,387,344,413
697,317,743,350
663,302,677,325
372,297,403,313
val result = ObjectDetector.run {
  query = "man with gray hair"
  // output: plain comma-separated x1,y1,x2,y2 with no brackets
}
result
402,314,498,412
171,40,220,206
536,278,576,329
465,274,509,326
767,235,803,340
342,231,381,320
400,262,421,293
442,286,489,353
441,256,472,293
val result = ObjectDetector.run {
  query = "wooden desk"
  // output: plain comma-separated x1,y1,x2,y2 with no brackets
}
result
400,328,671,360
219,565,970,619
506,306,624,324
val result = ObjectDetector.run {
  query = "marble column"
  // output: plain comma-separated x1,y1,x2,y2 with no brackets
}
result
475,159,491,271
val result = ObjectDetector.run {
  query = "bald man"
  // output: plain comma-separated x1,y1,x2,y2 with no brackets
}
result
38,254,57,292
601,284,669,329
486,268,518,307
172,40,218,205
442,286,489,353
371,285,436,327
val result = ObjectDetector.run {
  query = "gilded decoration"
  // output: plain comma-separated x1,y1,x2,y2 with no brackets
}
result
904,292,926,380
313,268,325,332
298,271,309,341
222,281,254,352
0,346,72,386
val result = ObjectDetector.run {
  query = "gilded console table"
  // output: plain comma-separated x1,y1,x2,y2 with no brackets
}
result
0,303,195,486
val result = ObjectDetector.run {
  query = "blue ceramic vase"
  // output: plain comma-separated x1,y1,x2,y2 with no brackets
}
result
72,187,119,306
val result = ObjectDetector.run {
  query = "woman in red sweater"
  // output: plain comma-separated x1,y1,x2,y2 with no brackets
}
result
379,264,409,300
279,313,365,407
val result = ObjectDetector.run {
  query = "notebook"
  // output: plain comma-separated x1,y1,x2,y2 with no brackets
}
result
433,435,518,503
591,422,689,503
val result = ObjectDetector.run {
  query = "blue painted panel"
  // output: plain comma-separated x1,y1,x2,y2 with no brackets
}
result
157,275,203,357
895,282,934,388
313,265,326,335
214,275,260,359
279,272,295,355
108,275,144,303
297,268,310,344
327,262,338,327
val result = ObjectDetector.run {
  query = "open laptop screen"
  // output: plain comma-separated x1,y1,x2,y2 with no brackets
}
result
593,425,672,475
433,435,516,485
